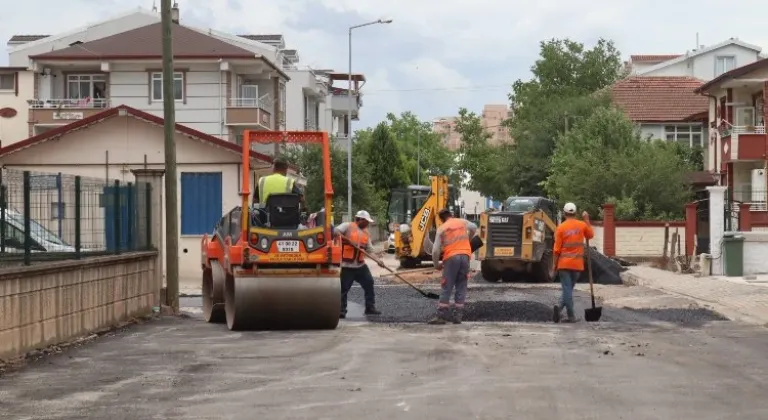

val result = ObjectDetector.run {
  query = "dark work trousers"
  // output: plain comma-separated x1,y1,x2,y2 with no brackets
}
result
340,265,376,314
439,254,470,308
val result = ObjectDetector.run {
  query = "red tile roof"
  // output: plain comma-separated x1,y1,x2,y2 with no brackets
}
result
630,54,682,62
611,76,709,122
0,105,273,163
29,23,257,60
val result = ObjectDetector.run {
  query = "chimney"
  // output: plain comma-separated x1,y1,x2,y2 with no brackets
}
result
171,2,180,23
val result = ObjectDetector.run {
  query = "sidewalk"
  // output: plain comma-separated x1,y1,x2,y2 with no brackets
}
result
622,266,768,326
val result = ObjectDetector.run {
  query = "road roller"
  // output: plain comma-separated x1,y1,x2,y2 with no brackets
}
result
200,129,342,331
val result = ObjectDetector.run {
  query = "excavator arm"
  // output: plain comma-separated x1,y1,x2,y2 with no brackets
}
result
396,175,450,261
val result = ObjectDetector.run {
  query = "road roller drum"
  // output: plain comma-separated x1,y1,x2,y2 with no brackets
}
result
202,260,226,323
224,274,341,331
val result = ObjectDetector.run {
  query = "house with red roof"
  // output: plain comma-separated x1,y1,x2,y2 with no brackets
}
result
695,58,768,223
611,76,710,156
0,105,283,280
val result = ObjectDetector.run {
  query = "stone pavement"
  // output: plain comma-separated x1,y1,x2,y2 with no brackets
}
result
623,266,768,326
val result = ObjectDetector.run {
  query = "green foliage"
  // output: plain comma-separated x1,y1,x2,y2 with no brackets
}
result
365,122,409,193
544,107,694,220
283,137,384,221
454,108,513,199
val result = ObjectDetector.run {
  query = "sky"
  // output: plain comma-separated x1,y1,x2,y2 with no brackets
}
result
1,0,768,129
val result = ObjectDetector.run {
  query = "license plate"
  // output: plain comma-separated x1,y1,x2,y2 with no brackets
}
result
277,240,300,253
494,247,514,256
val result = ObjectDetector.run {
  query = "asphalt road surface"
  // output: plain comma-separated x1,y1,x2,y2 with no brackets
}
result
2,284,768,419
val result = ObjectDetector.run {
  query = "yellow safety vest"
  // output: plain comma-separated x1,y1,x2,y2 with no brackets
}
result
258,173,295,204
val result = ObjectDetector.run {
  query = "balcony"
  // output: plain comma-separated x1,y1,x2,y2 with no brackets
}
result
27,98,110,125
329,88,361,120
720,125,767,161
225,96,272,129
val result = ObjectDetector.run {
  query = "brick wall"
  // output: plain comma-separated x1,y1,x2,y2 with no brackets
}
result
599,202,687,258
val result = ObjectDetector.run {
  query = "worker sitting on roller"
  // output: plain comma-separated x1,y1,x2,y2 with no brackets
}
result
252,157,305,225
334,210,382,318
428,208,477,325
550,202,594,323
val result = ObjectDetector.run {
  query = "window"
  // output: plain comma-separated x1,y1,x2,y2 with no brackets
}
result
735,107,756,126
67,74,107,107
664,125,703,148
151,72,184,102
0,73,14,91
50,202,66,220
715,56,736,76
180,172,222,235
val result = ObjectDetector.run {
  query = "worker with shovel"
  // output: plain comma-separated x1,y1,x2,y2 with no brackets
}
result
550,202,594,323
428,208,478,325
334,210,382,318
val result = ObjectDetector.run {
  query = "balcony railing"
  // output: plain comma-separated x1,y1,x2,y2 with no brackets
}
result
304,119,318,131
730,188,768,212
28,98,110,109
720,124,766,136
228,94,271,110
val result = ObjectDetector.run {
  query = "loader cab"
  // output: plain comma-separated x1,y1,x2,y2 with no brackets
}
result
503,196,557,220
386,183,459,232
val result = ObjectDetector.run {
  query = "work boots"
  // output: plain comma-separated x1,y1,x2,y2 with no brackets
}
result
427,308,451,325
364,305,381,315
452,308,464,324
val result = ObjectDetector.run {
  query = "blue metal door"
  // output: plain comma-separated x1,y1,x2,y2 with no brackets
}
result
103,185,136,252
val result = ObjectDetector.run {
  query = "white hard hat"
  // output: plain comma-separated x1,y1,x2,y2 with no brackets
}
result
355,210,374,223
563,202,577,214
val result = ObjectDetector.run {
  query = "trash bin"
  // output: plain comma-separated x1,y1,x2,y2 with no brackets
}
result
722,233,745,277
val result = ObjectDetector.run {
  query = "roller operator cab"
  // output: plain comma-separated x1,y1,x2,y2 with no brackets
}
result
477,196,559,283
386,175,460,268
200,130,342,331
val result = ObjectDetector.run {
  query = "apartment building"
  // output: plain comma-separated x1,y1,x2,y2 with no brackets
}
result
2,7,366,149
432,104,512,151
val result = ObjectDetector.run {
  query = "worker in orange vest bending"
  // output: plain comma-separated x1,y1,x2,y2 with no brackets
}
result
428,208,478,325
551,202,594,323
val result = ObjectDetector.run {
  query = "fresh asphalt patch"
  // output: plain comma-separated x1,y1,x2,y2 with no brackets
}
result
347,285,730,327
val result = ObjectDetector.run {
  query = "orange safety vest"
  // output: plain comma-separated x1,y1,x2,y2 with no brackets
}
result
439,218,472,261
341,223,370,264
553,218,594,271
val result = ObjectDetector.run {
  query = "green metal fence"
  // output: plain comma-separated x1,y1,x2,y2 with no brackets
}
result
0,168,153,267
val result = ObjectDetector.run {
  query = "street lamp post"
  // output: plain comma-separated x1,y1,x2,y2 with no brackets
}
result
347,18,392,220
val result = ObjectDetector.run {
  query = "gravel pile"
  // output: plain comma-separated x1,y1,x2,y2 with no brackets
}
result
620,307,728,327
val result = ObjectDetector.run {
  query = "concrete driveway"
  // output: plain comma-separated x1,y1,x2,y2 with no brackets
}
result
3,283,768,419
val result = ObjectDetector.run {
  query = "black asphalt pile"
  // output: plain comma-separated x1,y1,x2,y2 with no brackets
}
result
347,286,554,323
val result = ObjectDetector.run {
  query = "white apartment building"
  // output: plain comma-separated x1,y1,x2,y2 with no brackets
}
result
2,7,366,150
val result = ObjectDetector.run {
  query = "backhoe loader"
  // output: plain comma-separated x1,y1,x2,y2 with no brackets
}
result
387,175,460,268
476,196,560,283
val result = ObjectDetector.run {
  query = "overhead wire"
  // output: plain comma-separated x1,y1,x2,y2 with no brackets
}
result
361,84,510,94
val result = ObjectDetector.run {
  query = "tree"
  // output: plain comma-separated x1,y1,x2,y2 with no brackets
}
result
500,38,625,195
364,122,408,194
454,108,512,199
544,107,694,220
283,136,384,221
356,112,458,186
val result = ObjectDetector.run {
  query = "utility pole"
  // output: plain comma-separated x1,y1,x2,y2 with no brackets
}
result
416,129,421,185
161,0,179,313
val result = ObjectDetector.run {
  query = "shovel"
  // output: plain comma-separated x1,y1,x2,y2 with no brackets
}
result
584,239,603,322
342,238,440,300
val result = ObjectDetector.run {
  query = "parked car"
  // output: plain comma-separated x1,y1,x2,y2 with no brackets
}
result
387,232,395,254
1,208,76,252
